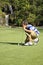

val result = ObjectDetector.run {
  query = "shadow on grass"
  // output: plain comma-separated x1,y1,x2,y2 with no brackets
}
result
0,42,24,46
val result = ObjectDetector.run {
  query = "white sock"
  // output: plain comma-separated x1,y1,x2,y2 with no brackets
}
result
25,42,29,46
25,42,32,46
28,42,33,46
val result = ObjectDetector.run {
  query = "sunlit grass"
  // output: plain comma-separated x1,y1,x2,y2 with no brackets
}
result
0,27,43,65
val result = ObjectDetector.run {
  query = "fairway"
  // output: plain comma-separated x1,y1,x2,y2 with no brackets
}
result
0,27,43,65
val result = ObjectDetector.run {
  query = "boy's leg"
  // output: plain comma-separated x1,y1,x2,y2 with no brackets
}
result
25,31,39,46
33,38,39,45
30,31,39,45
24,33,33,46
25,35,29,43
31,31,37,39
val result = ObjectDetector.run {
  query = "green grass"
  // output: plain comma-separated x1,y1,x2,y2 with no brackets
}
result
0,27,43,65
0,27,25,43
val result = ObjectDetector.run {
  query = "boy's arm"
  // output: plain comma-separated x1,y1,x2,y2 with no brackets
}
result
23,25,32,33
24,28,31,33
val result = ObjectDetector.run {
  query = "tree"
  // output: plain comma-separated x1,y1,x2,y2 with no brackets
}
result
0,0,43,26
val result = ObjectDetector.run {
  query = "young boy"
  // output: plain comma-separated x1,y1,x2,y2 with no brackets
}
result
22,22,40,46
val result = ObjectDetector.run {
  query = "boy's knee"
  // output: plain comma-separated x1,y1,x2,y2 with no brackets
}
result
31,32,37,39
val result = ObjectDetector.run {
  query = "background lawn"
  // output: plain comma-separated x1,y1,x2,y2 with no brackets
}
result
0,26,43,65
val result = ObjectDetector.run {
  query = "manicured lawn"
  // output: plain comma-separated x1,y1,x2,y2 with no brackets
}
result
0,27,43,65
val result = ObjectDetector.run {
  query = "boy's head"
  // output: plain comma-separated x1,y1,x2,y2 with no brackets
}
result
22,21,28,27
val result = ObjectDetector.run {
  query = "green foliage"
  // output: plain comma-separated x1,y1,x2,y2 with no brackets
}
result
27,13,36,24
0,0,43,26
